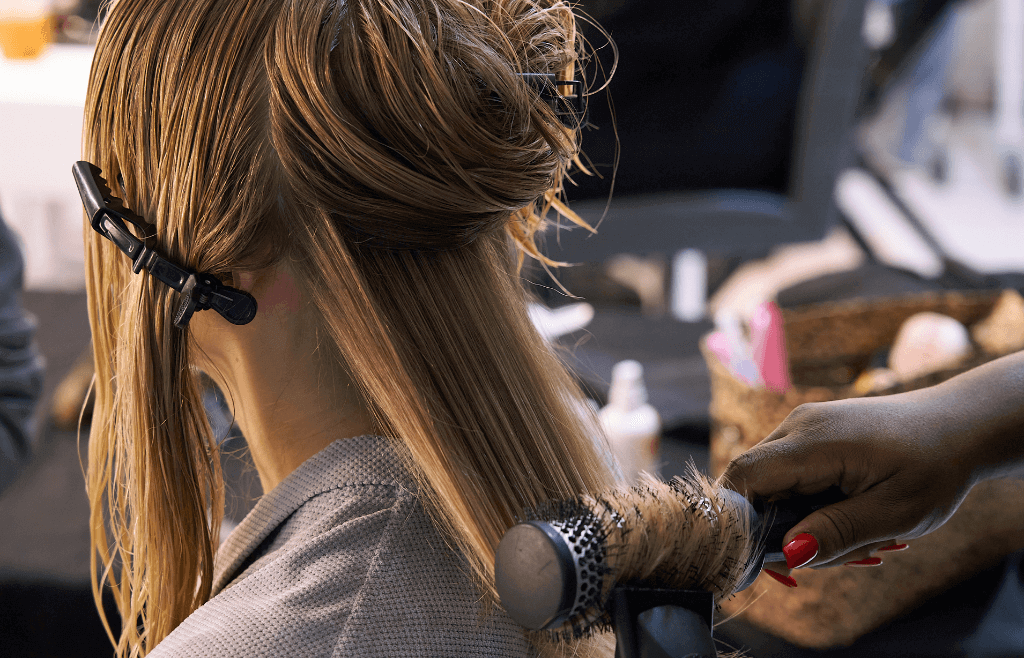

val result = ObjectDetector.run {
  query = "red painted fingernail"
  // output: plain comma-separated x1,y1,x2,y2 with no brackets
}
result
876,543,909,552
845,557,883,567
782,533,818,569
763,569,798,588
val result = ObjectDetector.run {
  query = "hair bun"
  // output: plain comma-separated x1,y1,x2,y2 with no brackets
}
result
268,0,581,252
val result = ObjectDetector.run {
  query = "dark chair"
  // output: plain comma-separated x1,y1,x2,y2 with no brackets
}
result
540,0,874,264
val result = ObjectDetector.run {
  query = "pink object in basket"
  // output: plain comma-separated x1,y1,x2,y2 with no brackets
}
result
751,301,792,393
705,331,732,367
709,313,763,386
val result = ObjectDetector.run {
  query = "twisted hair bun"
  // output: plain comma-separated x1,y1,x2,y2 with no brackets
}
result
269,0,583,252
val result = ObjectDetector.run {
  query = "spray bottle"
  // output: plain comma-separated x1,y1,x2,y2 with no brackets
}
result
599,360,662,485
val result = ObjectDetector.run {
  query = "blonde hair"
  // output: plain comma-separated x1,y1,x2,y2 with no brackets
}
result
83,0,615,655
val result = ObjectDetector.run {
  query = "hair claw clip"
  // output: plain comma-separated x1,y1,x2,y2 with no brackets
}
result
519,73,587,128
72,161,257,329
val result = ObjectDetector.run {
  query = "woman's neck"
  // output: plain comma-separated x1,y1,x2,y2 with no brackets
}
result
190,262,380,493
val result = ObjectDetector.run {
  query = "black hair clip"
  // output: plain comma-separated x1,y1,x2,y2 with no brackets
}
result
519,73,587,128
72,161,257,330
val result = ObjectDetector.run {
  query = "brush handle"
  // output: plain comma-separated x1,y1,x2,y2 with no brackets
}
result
757,486,848,564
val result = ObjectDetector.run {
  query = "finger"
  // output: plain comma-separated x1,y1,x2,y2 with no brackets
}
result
843,557,884,567
719,435,843,501
853,539,907,559
718,412,803,492
816,546,908,569
780,488,908,567
808,540,897,569
760,561,798,588
755,412,797,446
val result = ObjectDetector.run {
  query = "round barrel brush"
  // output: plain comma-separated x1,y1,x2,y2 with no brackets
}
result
494,468,844,656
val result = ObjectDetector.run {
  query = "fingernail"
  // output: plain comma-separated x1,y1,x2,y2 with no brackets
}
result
763,569,798,588
845,557,883,567
782,533,819,569
876,543,909,552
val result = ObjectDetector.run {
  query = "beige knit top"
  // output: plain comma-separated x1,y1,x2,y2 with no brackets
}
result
148,434,535,657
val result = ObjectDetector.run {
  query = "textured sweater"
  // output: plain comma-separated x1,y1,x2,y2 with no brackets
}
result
149,434,535,657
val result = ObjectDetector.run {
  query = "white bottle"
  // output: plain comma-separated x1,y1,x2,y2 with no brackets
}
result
599,360,662,485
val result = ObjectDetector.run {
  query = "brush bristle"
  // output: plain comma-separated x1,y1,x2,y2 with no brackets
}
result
521,463,759,641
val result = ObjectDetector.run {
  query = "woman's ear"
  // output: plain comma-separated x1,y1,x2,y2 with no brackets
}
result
232,271,256,292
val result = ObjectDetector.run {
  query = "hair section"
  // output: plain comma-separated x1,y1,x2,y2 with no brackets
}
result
83,0,614,656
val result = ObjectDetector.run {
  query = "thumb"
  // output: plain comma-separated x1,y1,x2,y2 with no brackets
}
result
781,487,896,567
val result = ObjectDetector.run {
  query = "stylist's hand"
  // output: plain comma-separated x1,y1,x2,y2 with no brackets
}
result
721,393,979,577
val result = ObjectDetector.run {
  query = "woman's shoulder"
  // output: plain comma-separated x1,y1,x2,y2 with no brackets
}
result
148,448,533,657
210,434,419,593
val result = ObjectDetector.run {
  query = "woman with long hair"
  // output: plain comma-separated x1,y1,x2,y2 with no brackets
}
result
82,0,616,655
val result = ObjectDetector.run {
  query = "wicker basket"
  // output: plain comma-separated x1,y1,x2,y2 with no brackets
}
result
704,290,1024,648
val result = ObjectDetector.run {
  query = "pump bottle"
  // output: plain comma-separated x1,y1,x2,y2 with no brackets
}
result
599,360,662,485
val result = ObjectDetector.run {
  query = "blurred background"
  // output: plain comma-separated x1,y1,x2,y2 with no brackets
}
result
1,0,1022,656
